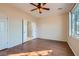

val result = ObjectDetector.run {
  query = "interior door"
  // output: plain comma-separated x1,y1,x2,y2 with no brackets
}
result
0,18,7,50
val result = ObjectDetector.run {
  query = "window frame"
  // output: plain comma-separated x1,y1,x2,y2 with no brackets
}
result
69,4,79,38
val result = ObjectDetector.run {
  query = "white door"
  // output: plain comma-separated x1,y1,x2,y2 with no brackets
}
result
23,20,28,42
32,22,36,39
0,18,7,50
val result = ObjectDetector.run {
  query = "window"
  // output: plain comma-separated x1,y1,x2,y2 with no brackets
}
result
70,4,79,38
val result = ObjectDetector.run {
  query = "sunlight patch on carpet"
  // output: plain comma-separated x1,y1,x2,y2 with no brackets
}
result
8,50,53,56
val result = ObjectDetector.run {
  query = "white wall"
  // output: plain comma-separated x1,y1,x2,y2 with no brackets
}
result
36,13,68,42
0,4,37,48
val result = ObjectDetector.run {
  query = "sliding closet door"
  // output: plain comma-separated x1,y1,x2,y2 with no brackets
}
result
0,18,7,50
7,18,22,48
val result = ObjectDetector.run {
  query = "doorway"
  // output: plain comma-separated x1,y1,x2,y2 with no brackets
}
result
23,20,36,42
27,21,37,40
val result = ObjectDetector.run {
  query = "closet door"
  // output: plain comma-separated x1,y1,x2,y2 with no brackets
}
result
0,18,7,50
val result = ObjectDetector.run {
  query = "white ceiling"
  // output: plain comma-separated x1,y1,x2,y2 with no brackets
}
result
12,3,74,18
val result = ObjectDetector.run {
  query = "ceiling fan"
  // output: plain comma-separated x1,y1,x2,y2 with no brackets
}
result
30,3,50,14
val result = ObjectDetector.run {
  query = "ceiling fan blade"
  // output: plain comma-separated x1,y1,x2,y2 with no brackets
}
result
42,7,50,10
30,3,37,7
31,8,38,11
42,3,46,6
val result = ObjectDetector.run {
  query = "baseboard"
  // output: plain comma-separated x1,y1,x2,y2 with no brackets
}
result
0,48,8,51
36,38,67,43
67,41,77,56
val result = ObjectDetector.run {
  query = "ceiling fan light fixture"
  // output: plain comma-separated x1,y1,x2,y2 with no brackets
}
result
38,8,42,14
30,3,50,14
